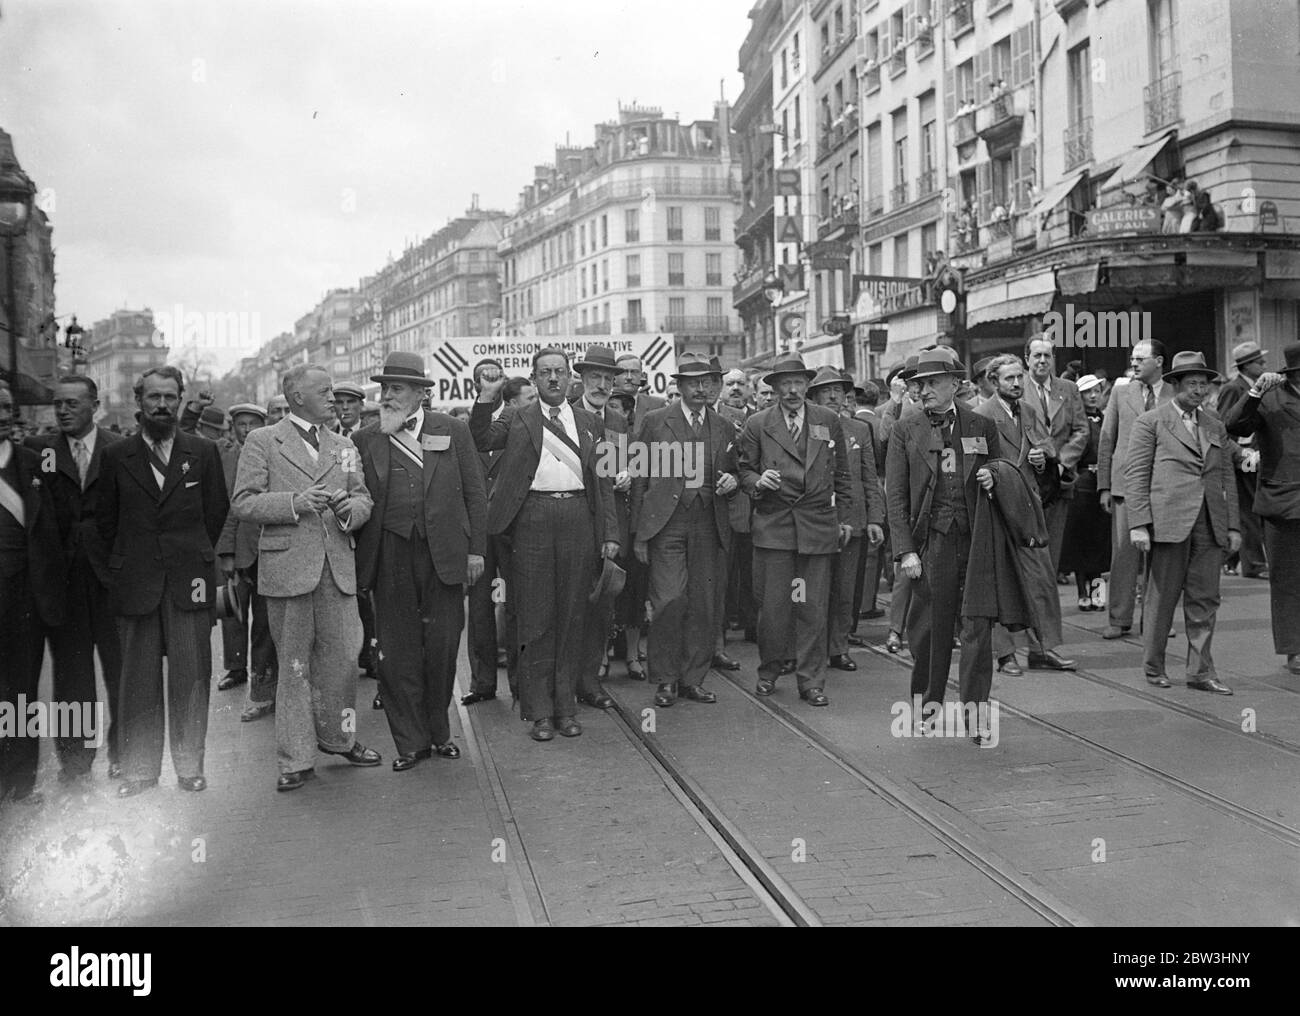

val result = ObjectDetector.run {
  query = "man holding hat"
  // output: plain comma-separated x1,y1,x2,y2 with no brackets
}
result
332,382,366,439
885,347,1001,728
471,348,620,742
1223,343,1300,676
217,402,279,720
1125,352,1240,694
631,352,740,707
807,366,884,671
1214,342,1270,579
352,352,487,770
738,354,854,705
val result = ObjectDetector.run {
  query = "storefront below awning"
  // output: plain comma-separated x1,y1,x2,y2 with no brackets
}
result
966,270,1058,327
1102,129,1176,192
879,306,943,367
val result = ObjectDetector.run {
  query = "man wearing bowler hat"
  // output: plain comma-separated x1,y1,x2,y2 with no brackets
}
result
885,348,1001,730
1125,351,1240,694
738,354,853,705
352,352,486,770
1214,341,1270,579
471,347,620,742
632,352,740,706
1222,342,1300,676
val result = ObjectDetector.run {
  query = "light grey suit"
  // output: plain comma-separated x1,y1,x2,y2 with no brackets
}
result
231,418,373,773
1025,373,1087,570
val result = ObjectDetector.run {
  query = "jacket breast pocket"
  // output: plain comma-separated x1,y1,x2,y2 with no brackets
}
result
108,554,125,571
259,534,291,553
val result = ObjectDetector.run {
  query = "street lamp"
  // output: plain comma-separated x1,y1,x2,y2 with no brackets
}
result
0,151,35,393
763,270,784,356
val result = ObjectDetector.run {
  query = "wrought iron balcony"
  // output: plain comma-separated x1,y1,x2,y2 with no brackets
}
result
621,317,647,334
863,65,881,92
954,110,977,145
976,90,1024,156
916,169,939,199
1144,71,1181,134
948,0,973,35
660,316,739,335
1064,117,1093,170
575,321,612,335
891,181,909,208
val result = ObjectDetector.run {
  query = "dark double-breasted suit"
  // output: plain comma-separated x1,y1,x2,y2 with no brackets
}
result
98,430,228,783
829,415,883,657
885,404,1001,705
738,403,852,694
467,419,516,697
353,411,485,753
1215,373,1268,576
470,398,619,722
631,402,738,689
1125,400,1239,681
24,427,123,775
1222,381,1300,657
0,441,67,800
974,397,1066,656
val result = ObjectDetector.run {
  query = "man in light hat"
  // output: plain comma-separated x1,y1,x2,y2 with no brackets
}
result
1214,341,1269,578
217,402,279,719
1222,342,1300,676
332,382,366,440
1125,351,1240,694
471,348,620,742
631,352,740,706
885,348,1001,737
806,366,884,671
738,354,853,706
352,352,487,770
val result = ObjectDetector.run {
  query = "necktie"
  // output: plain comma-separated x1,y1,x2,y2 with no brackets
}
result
549,407,561,423
72,438,90,488
690,411,701,435
301,425,319,451
1038,383,1051,417
1008,401,1020,419
1143,385,1155,412
1185,409,1203,452
403,417,419,432
146,440,169,490
787,412,800,443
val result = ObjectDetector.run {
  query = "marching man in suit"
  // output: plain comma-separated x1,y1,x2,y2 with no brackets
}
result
1214,342,1270,579
885,348,1001,727
231,364,381,791
1125,351,1240,694
738,354,853,707
471,347,620,742
98,366,228,797
1222,342,1300,676
631,353,739,707
0,380,66,806
352,353,487,771
1097,339,1174,639
25,374,123,782
1023,336,1088,573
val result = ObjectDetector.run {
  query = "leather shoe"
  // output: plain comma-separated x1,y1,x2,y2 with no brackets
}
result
1187,677,1233,695
530,719,555,742
755,678,776,697
800,689,829,707
680,684,716,704
240,701,274,722
277,769,314,791
712,652,741,671
626,661,647,681
318,742,382,766
1101,626,1131,640
116,778,158,799
433,742,460,759
392,749,432,771
997,655,1023,676
1146,674,1172,688
847,633,868,647
577,690,614,709
829,654,857,671
885,631,903,654
859,608,885,620
178,775,207,792
107,762,123,780
1028,650,1077,671
780,660,795,674
373,692,383,710
1287,655,1300,676
217,668,248,691
654,682,678,707
556,716,582,738
461,691,496,705
1244,570,1269,580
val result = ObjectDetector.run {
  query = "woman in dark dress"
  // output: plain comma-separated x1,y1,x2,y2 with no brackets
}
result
1060,374,1112,610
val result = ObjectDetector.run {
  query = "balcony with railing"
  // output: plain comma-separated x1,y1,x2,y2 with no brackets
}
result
954,110,977,145
816,196,860,239
660,315,740,335
1064,116,1093,171
621,317,647,334
736,180,775,238
889,43,907,77
575,320,612,335
863,63,881,93
890,181,909,209
1144,71,1181,134
867,192,885,216
916,169,939,199
948,0,973,35
732,262,769,305
976,89,1024,156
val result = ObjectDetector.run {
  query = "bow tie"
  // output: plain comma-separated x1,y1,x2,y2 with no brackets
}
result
403,416,420,432
928,409,956,428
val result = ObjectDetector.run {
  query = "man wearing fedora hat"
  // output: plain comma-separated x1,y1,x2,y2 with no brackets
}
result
472,347,620,742
806,366,884,672
885,347,1001,726
738,354,853,706
1214,342,1270,579
196,406,232,445
631,352,740,706
1125,351,1240,694
232,364,382,790
1222,342,1300,676
351,352,487,770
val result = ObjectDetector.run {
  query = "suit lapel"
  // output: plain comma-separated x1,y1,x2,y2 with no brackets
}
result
666,404,688,446
315,428,342,481
83,428,112,490
958,408,979,484
420,412,443,492
1163,405,1202,458
122,436,161,501
522,400,543,455
765,408,800,460
1279,386,1300,426
913,414,938,479
805,409,826,470
276,419,318,480
54,434,80,487
17,449,42,531
158,433,194,505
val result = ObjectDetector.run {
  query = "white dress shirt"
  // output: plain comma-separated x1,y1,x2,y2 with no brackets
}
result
532,400,583,491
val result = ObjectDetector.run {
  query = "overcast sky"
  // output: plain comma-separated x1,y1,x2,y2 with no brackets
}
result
0,0,748,372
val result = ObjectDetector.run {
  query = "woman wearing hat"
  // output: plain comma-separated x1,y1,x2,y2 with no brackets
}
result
1060,374,1111,611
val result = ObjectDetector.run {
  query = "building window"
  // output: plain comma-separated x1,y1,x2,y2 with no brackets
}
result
706,253,722,286
626,254,641,287
921,223,938,265
580,269,587,298
868,243,882,275
578,227,585,257
893,233,909,276
705,207,721,241
992,36,1013,94
781,48,789,90
601,214,609,247
669,297,686,324
625,207,640,243
626,299,643,332
668,253,685,287
602,259,609,292
707,296,724,326
794,100,802,140
667,206,683,242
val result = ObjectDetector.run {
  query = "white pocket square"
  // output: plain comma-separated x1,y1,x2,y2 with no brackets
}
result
185,481,199,488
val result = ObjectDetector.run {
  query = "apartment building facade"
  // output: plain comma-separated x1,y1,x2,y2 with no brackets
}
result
82,309,165,430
